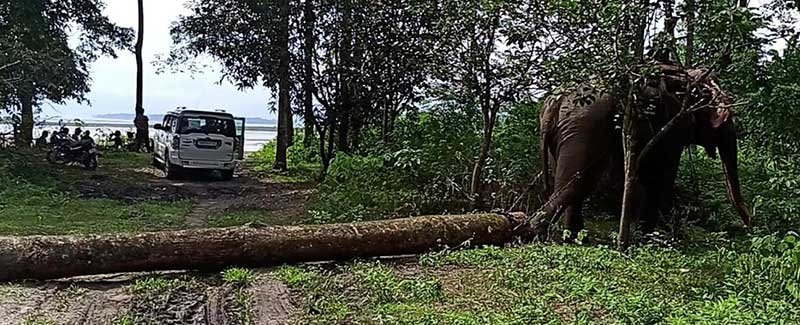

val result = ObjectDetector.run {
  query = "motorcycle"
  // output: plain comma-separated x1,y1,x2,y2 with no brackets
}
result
47,137,100,170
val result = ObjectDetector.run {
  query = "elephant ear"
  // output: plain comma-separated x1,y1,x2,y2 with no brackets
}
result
710,107,731,128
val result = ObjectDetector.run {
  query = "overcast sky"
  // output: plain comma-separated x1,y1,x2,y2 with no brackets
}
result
43,0,274,120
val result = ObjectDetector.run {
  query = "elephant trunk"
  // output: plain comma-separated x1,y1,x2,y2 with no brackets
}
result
717,123,753,226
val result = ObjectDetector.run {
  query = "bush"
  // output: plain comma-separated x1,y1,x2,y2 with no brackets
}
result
486,102,542,210
310,155,413,223
310,101,544,223
310,105,482,223
675,144,800,232
248,130,320,182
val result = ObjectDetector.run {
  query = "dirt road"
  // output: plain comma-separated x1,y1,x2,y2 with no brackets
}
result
72,158,316,228
0,155,314,324
0,271,298,325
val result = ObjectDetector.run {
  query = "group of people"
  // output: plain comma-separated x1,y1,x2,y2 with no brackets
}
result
34,127,146,151
35,127,95,149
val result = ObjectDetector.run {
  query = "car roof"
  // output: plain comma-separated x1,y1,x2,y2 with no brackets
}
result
167,109,234,119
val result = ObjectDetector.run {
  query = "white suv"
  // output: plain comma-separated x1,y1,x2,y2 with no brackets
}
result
152,109,244,180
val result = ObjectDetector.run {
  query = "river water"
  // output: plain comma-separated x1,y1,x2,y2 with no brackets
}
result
1,118,277,153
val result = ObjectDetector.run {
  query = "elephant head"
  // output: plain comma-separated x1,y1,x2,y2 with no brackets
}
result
685,69,753,227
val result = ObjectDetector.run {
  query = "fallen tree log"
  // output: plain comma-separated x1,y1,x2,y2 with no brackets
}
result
0,213,526,282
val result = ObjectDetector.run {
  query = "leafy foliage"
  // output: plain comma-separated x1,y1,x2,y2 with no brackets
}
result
248,131,320,183
0,0,132,122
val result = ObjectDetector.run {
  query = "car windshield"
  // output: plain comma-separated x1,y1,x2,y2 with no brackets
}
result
177,116,235,137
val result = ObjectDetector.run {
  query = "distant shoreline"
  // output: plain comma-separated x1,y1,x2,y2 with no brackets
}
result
32,121,278,132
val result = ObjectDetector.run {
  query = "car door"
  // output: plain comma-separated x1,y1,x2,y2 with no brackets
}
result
234,117,245,160
155,115,169,155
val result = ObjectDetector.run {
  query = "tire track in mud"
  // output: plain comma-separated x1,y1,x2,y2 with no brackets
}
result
0,274,298,325
125,276,296,325
250,278,296,325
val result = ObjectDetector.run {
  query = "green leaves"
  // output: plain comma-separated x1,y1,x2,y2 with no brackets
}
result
0,0,132,109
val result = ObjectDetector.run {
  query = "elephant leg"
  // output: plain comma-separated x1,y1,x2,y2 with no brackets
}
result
641,185,662,233
657,148,682,232
548,150,606,236
563,204,584,236
640,146,683,233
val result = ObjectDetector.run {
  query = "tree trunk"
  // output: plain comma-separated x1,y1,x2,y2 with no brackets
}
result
336,0,353,154
273,0,291,171
0,213,526,282
618,87,639,250
633,0,650,59
685,0,695,67
657,0,678,64
16,82,34,148
133,0,148,151
470,114,495,209
302,0,316,147
663,0,676,37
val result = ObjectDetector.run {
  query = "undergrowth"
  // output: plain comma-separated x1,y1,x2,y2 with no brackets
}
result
247,131,320,183
277,232,800,324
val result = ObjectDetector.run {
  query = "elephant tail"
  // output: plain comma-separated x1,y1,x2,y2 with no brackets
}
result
539,94,562,197
541,135,552,196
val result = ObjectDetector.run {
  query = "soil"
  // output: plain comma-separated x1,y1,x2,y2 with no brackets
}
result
0,272,297,325
0,156,315,324
72,159,316,228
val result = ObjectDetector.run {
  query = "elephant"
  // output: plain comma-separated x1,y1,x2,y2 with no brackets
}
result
537,64,752,236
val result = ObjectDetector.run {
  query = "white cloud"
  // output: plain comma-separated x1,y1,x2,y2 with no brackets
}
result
45,0,275,120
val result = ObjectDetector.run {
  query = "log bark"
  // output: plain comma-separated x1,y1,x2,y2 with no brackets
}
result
0,213,525,282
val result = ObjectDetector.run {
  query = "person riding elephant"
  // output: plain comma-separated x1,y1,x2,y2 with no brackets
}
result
537,64,752,237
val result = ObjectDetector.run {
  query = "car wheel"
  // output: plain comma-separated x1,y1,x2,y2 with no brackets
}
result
164,151,180,180
220,169,234,181
47,149,66,165
84,155,98,170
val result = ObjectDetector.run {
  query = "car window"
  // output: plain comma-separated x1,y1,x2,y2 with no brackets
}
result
167,116,177,132
177,116,235,137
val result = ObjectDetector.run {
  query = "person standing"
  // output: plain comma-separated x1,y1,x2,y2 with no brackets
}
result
35,131,49,148
72,128,83,141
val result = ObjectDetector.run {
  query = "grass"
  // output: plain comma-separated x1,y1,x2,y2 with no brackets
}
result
247,135,321,184
22,315,56,325
222,267,257,323
233,287,256,325
222,267,257,286
2,139,798,324
0,149,191,235
0,198,191,235
130,277,176,296
275,232,800,324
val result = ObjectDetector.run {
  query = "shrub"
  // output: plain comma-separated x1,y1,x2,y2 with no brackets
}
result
310,106,482,223
248,130,320,182
675,144,800,232
222,267,256,286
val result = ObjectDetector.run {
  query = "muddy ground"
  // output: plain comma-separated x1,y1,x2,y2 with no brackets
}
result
0,158,314,324
72,161,316,229
0,271,298,325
